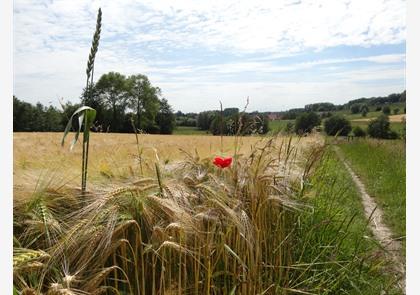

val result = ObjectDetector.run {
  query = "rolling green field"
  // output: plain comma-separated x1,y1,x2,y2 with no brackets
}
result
337,139,406,244
269,108,406,137
268,119,294,133
351,121,405,135
172,126,208,135
335,103,406,120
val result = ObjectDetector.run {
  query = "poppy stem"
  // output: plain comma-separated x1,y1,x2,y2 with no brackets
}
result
219,101,224,155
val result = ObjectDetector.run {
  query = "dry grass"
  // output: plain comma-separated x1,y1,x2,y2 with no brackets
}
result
14,132,323,197
13,132,326,294
352,114,406,123
13,132,400,294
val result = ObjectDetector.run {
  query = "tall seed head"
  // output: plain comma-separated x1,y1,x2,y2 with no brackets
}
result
86,8,102,81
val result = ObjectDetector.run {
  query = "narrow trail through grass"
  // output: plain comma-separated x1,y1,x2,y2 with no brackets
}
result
333,145,405,293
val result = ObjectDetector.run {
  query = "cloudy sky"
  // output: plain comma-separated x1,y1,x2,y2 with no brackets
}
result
14,0,406,112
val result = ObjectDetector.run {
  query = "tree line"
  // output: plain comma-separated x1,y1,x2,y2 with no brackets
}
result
290,110,403,140
13,72,176,134
195,108,270,135
280,90,406,119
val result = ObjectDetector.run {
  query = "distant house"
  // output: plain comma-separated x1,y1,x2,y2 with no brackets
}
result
267,113,280,121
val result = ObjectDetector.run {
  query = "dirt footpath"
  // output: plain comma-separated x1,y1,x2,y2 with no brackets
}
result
334,146,405,293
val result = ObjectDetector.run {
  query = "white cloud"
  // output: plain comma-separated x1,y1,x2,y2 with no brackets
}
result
13,0,406,110
14,0,406,54
158,79,405,112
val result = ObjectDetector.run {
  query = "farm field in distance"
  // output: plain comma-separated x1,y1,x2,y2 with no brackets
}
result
268,104,406,136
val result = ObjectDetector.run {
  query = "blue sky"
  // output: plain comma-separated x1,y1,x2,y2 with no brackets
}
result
14,0,406,112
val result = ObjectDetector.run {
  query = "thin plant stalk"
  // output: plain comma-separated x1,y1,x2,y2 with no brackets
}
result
219,101,224,154
131,117,143,175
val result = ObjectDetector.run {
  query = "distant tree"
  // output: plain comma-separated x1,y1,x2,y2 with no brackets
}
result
156,98,175,134
14,96,65,132
305,102,335,112
95,72,129,131
175,112,197,127
367,115,398,139
360,104,369,117
282,108,305,120
320,112,332,119
13,96,34,131
294,112,321,134
400,90,406,102
44,106,64,131
209,114,228,135
350,104,361,114
352,126,366,137
223,108,239,117
382,105,391,115
208,112,269,135
197,111,217,130
361,109,368,117
323,115,352,136
375,106,382,112
393,108,400,115
126,74,161,132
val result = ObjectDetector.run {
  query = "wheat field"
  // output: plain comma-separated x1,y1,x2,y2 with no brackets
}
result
14,132,323,198
13,132,401,294
13,132,330,294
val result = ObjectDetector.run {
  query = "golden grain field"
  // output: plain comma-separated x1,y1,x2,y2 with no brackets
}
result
13,132,326,294
14,132,323,198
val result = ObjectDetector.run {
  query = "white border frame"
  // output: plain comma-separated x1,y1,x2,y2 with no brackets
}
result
0,0,13,293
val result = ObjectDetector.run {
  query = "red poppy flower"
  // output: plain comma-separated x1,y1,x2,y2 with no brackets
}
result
213,156,233,168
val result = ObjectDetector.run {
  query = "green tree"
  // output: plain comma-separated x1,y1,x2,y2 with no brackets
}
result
294,112,321,134
209,114,229,135
156,98,175,134
350,104,361,114
126,74,161,132
367,115,398,139
44,106,63,131
95,72,129,131
382,105,391,115
353,126,366,137
323,115,352,136
360,104,369,117
223,108,239,117
393,108,400,115
13,96,34,131
197,111,217,130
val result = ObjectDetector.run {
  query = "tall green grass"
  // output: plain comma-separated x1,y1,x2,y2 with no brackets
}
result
290,149,403,294
338,139,406,244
